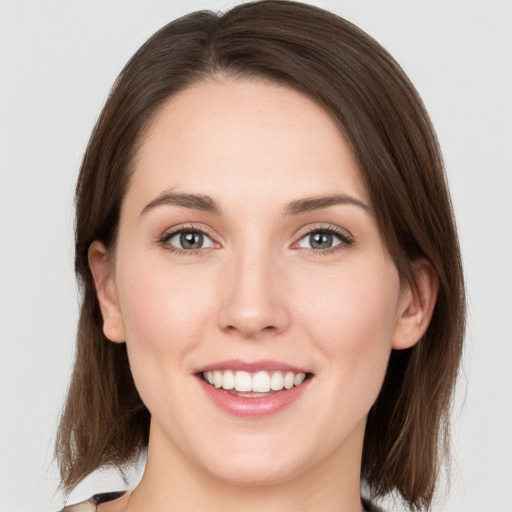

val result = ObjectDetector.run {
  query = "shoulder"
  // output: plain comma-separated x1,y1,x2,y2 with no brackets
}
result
60,492,126,512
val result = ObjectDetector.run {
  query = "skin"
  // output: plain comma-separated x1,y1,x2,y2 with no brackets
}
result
89,78,437,512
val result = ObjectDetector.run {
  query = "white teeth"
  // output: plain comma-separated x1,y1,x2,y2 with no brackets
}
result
222,370,235,390
270,371,284,391
284,372,295,389
202,369,307,392
252,371,271,392
213,370,223,388
234,371,252,392
294,373,306,386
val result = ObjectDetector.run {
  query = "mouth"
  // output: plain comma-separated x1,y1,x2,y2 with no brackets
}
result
195,361,313,416
200,369,311,397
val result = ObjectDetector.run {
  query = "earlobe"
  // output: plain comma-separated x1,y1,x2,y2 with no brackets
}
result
392,259,439,350
88,241,125,343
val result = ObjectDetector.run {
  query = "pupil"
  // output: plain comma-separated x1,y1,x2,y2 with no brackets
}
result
310,232,332,249
180,231,203,249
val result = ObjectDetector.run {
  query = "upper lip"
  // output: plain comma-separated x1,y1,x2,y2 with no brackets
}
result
195,359,311,374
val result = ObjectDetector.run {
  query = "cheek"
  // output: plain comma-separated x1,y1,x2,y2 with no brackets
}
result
116,254,214,347
296,255,401,380
112,254,218,404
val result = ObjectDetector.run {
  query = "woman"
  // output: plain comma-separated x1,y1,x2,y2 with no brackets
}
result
56,1,465,510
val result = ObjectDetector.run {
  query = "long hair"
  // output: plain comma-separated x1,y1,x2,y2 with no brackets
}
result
55,2,465,509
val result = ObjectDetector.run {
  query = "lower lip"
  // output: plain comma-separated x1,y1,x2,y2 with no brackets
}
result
197,376,311,418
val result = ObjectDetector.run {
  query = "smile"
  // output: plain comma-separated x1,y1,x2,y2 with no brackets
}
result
196,361,313,417
202,370,307,395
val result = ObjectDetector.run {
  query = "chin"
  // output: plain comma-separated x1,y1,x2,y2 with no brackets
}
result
202,451,308,487
185,426,326,488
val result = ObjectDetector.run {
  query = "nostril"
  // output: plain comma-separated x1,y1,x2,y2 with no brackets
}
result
222,322,279,338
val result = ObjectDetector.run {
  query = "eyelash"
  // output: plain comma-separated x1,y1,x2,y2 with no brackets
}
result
294,225,354,256
158,224,216,256
158,224,354,256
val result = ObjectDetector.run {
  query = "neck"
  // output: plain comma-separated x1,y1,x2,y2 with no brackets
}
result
123,419,366,512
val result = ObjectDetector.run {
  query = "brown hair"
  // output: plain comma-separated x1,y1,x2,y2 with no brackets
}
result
55,1,465,509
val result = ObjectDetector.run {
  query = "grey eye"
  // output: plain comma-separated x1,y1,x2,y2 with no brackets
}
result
168,230,214,250
298,230,342,250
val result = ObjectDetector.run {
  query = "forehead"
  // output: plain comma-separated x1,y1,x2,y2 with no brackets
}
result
128,78,369,210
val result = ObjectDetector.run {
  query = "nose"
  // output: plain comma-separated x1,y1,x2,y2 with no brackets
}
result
217,247,290,339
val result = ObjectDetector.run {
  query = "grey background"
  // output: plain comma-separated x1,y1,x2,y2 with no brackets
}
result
1,1,511,511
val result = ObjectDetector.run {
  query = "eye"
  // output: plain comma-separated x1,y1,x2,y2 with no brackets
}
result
296,228,350,251
165,229,215,251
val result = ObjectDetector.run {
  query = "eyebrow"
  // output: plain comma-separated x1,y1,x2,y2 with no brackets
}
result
283,194,371,216
140,192,222,216
140,192,371,217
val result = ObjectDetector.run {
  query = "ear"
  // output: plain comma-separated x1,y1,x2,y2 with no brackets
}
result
392,258,439,350
88,241,125,343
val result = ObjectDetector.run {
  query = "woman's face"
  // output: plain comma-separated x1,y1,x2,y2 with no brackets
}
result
95,79,414,486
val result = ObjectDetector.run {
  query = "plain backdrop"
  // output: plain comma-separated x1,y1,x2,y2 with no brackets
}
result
1,1,511,511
